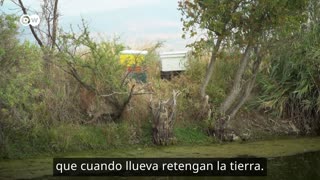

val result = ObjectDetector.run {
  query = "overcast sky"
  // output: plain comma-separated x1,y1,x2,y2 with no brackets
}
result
2,0,193,51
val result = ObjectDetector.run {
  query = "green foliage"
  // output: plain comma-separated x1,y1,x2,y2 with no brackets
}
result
256,24,320,134
0,15,18,50
57,22,126,94
178,0,308,52
174,126,212,144
0,43,42,106
0,15,43,121
185,52,240,104
1,122,136,159
0,14,19,71
178,0,309,126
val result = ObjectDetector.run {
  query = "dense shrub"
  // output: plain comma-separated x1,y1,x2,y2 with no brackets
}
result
255,25,320,135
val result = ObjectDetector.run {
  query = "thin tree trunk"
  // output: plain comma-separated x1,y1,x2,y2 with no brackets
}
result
220,44,252,115
228,64,260,119
229,48,262,119
51,0,59,49
18,0,44,47
200,36,223,99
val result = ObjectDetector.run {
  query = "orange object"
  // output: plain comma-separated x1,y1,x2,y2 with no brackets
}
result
127,66,142,73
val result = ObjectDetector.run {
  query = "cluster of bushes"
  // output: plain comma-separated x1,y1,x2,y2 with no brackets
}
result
254,24,320,135
0,15,144,158
0,15,212,159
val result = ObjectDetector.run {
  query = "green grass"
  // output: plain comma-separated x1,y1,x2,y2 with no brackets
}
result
174,125,212,145
1,122,212,159
1,123,136,159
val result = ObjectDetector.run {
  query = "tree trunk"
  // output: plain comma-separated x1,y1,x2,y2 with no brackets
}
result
18,0,44,48
151,90,180,145
17,0,60,77
228,48,262,119
200,36,223,99
220,44,252,115
51,0,59,49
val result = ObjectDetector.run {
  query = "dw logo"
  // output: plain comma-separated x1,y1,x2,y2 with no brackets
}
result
19,14,40,27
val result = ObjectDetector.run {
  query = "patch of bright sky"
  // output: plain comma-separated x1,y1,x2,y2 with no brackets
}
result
2,0,196,51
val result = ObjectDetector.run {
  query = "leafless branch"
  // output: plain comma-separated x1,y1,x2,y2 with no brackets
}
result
17,0,44,47
100,92,128,97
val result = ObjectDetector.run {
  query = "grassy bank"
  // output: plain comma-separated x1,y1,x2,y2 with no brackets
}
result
1,122,214,159
2,119,317,159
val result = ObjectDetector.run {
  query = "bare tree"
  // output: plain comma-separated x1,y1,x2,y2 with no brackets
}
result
16,0,44,47
13,0,59,48
11,0,59,72
39,0,59,49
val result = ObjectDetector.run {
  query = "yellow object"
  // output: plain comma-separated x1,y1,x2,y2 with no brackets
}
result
120,54,145,67
120,50,148,67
